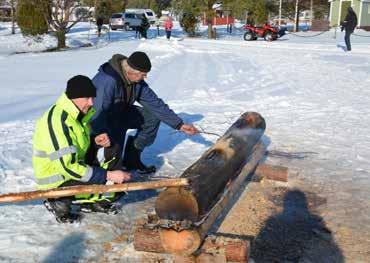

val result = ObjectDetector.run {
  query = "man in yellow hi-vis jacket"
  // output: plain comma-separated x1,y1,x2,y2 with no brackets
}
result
33,75,131,223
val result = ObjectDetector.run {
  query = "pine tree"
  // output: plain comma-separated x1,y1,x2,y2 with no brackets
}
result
17,0,48,36
254,0,267,25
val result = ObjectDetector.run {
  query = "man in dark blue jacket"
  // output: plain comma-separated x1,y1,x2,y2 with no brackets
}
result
341,7,357,51
91,52,199,174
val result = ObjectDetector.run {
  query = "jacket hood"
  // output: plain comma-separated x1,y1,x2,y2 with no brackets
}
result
107,54,129,84
101,54,135,106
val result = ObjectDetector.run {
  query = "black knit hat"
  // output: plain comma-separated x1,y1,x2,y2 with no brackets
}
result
127,51,151,73
66,75,96,99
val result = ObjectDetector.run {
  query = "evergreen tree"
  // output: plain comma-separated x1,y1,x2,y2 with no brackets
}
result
173,0,200,37
17,0,48,36
254,0,267,24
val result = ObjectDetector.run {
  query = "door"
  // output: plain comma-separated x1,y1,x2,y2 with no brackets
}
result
340,1,352,23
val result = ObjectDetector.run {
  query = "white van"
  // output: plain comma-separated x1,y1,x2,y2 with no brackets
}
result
125,8,157,25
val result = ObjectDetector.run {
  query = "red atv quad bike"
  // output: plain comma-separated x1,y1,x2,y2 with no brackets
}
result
243,23,279,41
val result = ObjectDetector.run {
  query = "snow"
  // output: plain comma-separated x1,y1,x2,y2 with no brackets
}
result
0,21,369,262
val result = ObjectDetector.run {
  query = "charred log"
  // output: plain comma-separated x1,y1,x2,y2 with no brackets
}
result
155,112,266,222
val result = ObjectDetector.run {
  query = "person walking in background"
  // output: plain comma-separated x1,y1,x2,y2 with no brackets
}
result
96,16,104,37
164,16,173,40
140,15,150,39
90,52,199,174
33,75,131,223
341,7,357,51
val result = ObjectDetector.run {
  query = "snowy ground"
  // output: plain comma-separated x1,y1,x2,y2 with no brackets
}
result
0,22,369,262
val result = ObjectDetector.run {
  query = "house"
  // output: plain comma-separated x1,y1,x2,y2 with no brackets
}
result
202,3,234,26
0,4,12,22
329,0,370,30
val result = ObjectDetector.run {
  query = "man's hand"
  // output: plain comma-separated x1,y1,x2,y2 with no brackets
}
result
179,124,199,135
95,133,111,147
107,170,131,184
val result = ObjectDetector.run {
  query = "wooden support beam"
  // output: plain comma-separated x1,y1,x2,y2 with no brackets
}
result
254,164,288,182
0,178,189,204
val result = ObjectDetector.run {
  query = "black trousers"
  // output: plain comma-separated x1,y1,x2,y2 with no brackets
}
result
110,106,161,153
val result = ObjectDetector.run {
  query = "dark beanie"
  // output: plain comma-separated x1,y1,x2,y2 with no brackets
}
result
66,75,96,99
127,51,151,73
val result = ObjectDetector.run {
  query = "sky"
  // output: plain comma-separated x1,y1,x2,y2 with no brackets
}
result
0,22,369,262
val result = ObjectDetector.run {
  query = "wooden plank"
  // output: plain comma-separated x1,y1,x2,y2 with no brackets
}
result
0,178,189,203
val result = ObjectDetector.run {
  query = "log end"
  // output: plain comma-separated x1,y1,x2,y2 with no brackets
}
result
243,112,266,130
155,187,199,221
159,228,201,255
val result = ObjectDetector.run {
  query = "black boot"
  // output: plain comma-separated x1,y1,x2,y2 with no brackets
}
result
122,136,156,174
44,199,80,223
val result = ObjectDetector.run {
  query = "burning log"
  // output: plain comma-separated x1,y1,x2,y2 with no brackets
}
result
153,112,266,255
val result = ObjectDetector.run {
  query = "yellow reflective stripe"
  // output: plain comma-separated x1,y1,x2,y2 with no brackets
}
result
33,146,77,161
36,174,65,185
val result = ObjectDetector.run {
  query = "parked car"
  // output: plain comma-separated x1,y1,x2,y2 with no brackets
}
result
123,12,144,30
126,8,157,25
109,13,124,30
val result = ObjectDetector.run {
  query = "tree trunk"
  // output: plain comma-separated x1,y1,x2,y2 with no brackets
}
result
56,29,66,49
155,112,266,222
11,0,15,35
294,0,300,32
122,0,128,11
206,1,214,39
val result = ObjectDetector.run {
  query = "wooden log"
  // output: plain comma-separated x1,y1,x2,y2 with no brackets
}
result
254,164,288,182
0,178,189,204
201,235,250,262
134,222,250,262
196,253,226,262
134,223,165,253
155,112,266,222
158,141,267,255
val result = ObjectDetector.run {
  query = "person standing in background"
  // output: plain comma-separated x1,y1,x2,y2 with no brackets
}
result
96,16,104,37
341,7,357,51
164,16,173,40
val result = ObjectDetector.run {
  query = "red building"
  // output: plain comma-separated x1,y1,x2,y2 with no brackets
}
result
202,3,234,26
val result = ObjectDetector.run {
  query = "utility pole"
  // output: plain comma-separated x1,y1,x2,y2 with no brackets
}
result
310,0,313,26
278,0,282,26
